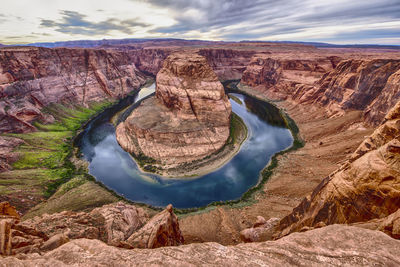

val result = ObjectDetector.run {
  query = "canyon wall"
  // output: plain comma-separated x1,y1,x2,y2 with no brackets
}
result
240,55,400,126
198,48,256,80
276,100,400,238
0,46,261,134
239,54,338,100
0,47,147,133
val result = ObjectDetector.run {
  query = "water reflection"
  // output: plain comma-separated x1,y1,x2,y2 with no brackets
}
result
77,83,293,208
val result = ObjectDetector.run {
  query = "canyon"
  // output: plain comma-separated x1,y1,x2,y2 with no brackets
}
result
1,40,400,265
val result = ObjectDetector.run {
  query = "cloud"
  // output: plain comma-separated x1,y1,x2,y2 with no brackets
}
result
145,0,400,43
40,10,149,35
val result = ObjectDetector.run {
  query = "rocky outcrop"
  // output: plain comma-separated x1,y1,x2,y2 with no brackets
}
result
0,47,146,133
0,220,13,256
241,55,282,89
116,52,232,166
0,136,23,172
2,225,400,266
276,100,400,238
0,202,20,219
291,59,400,125
354,208,400,239
239,54,334,100
19,202,150,246
126,204,183,248
240,216,280,242
0,202,183,255
198,49,256,80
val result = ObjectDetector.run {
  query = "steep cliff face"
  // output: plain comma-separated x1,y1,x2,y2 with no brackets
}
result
276,101,400,238
291,59,400,125
239,54,335,100
0,47,146,133
116,52,232,166
241,55,282,88
128,48,171,76
198,49,257,81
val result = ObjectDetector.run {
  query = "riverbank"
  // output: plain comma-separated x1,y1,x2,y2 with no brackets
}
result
0,101,118,215
178,85,374,245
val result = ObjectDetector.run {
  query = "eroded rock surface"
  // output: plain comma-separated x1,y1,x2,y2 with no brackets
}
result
116,52,232,166
0,202,183,255
2,225,400,266
19,202,150,246
126,204,184,248
291,59,400,125
276,100,400,238
0,47,146,133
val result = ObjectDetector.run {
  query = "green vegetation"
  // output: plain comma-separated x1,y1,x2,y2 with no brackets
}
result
228,112,247,145
2,78,304,219
1,101,113,202
229,94,243,105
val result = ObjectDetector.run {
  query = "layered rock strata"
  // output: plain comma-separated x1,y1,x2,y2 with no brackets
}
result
0,47,146,133
291,59,400,125
116,52,232,166
239,54,336,100
2,225,400,266
0,201,183,255
276,100,400,238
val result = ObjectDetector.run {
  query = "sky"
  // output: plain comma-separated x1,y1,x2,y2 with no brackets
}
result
1,0,400,45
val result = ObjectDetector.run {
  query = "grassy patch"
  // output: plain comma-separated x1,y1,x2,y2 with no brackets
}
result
2,101,114,202
229,94,243,105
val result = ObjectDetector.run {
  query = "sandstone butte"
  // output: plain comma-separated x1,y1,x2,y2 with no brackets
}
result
116,52,232,167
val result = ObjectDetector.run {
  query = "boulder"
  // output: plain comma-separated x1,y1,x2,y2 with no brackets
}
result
126,204,184,248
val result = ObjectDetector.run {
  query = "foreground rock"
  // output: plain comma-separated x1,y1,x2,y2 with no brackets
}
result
126,204,184,248
116,52,232,167
276,100,400,238
240,216,280,242
0,202,183,255
3,225,400,266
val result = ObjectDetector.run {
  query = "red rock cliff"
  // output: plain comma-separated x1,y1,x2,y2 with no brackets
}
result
0,47,146,133
276,100,400,238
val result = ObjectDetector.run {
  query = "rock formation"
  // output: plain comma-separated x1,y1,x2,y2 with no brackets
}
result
116,52,232,166
240,216,280,242
0,47,147,133
0,201,183,255
239,54,335,100
291,59,400,125
198,49,256,80
126,204,184,248
19,202,150,247
276,100,400,238
2,225,400,266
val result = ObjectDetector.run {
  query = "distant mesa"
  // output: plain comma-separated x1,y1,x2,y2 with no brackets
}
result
116,52,232,170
